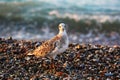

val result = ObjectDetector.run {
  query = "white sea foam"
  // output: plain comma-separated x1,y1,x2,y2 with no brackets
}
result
0,0,120,23
49,10,120,22
0,0,120,45
1,25,120,46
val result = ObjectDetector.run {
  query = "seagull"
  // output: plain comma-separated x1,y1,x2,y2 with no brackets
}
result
27,23,69,59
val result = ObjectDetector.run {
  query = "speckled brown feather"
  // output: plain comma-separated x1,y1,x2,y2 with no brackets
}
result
32,35,61,57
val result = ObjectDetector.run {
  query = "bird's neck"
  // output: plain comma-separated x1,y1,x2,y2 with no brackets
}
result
58,31,67,36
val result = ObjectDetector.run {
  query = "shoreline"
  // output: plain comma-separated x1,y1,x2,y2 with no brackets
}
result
0,37,119,79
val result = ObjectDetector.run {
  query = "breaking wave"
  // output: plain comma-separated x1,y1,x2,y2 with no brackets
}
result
0,0,120,45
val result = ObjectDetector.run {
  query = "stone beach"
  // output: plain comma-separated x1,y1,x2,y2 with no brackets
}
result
0,37,120,80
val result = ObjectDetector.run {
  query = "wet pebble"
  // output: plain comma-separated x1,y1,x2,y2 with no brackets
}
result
105,72,114,76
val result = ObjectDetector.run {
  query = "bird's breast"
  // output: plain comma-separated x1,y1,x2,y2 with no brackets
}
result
59,35,69,52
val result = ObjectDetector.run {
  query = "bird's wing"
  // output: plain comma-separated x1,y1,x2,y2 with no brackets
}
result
53,41,60,52
32,40,55,57
30,35,61,57
46,39,61,59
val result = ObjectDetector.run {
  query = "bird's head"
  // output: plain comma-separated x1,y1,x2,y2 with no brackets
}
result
58,23,66,32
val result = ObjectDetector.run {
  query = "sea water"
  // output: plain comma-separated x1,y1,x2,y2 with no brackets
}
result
0,0,120,45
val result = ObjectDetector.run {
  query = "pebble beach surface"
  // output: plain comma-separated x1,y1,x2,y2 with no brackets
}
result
0,37,120,80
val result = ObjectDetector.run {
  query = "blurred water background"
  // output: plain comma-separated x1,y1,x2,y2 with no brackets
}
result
0,0,120,45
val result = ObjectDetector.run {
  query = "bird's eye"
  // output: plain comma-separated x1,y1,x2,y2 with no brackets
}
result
62,28,64,31
59,26,61,28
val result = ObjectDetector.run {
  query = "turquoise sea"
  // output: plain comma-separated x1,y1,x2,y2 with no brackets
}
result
0,0,120,45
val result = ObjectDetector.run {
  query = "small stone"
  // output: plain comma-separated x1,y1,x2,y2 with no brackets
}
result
113,45,119,48
105,72,113,76
92,59,99,62
106,78,111,80
0,57,7,62
75,44,81,50
25,57,31,61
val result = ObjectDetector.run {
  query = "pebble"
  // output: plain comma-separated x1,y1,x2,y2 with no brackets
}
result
25,57,31,61
105,72,114,76
0,38,119,79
